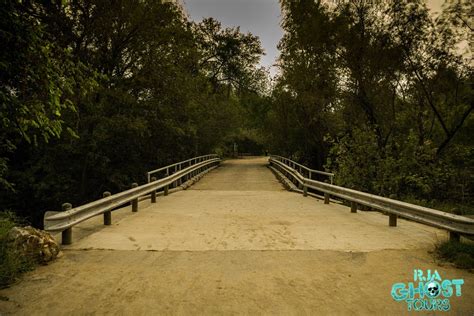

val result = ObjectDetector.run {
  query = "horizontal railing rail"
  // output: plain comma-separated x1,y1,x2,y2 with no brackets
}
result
269,156,474,241
147,154,219,183
270,154,334,183
44,156,221,245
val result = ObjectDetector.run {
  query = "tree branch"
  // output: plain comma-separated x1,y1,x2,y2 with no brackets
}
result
436,104,473,155
406,54,450,138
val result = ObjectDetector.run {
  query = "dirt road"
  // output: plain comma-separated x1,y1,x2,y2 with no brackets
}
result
1,157,472,315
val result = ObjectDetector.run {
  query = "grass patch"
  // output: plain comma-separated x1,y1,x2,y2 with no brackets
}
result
0,211,34,288
435,240,474,270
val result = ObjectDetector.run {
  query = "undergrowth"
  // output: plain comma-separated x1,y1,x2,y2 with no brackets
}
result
436,240,474,270
0,211,34,288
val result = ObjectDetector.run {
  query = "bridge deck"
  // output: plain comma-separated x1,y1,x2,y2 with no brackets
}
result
68,157,443,252
1,157,473,314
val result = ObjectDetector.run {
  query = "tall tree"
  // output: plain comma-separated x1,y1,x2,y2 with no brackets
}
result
195,17,265,96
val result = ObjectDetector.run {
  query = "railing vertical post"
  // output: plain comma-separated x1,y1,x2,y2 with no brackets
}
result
164,184,169,196
389,214,397,227
61,203,72,245
151,177,157,203
174,165,179,187
324,193,330,204
350,202,357,213
303,185,308,197
131,183,138,212
449,232,460,242
103,192,112,225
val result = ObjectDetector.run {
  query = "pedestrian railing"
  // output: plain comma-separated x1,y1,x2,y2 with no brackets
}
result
269,155,474,241
44,155,221,245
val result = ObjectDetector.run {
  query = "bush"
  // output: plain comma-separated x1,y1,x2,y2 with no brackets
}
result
326,129,473,214
435,240,474,270
0,212,34,288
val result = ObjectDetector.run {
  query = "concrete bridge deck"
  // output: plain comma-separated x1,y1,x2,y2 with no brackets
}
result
1,157,473,314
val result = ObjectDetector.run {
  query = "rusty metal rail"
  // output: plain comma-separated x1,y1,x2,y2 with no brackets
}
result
44,155,221,244
269,155,474,241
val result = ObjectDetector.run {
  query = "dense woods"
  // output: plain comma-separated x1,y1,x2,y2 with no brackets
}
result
0,0,268,226
0,0,472,227
266,0,473,213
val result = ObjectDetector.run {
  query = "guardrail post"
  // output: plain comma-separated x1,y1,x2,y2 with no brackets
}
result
61,203,72,245
103,192,112,225
131,183,138,212
449,232,460,242
303,185,308,197
151,177,157,203
164,184,169,196
324,193,330,204
389,214,397,227
350,202,357,213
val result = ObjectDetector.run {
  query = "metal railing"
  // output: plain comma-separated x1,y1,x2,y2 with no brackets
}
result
44,155,221,245
270,155,334,184
147,154,219,183
269,156,474,241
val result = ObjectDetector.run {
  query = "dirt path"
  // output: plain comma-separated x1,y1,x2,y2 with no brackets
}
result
1,157,473,315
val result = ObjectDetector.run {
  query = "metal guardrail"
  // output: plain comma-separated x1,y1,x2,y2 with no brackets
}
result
147,154,219,183
270,155,334,184
44,155,221,245
269,156,474,241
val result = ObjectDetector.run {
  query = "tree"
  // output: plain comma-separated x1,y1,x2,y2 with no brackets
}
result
269,0,473,210
1,0,271,226
0,1,85,189
194,17,265,96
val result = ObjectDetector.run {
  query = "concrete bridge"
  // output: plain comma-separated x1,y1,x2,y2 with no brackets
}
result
1,157,473,314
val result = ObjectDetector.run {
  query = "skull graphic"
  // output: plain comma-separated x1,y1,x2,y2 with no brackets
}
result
426,281,440,298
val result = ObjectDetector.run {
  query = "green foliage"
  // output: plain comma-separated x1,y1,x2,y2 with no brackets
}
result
0,2,72,189
3,0,469,229
269,0,473,212
436,240,474,270
0,212,34,288
0,0,268,226
195,17,265,95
